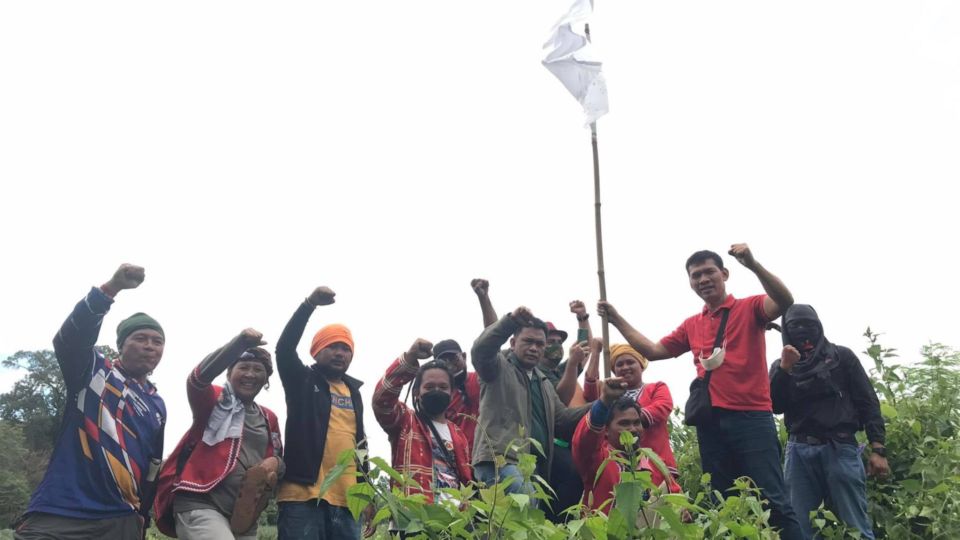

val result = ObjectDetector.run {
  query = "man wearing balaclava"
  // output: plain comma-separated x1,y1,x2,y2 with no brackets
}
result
16,264,166,540
770,304,889,539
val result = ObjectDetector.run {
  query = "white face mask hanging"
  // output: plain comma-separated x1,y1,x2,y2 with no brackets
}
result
699,342,726,371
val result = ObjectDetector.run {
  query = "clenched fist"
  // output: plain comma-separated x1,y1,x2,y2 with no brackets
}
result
510,306,535,326
404,338,433,366
102,264,145,296
728,243,756,269
780,345,801,373
471,279,489,298
601,377,627,405
308,286,336,307
240,328,267,348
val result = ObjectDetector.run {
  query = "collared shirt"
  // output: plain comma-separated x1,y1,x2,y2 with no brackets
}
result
660,294,773,411
510,356,549,463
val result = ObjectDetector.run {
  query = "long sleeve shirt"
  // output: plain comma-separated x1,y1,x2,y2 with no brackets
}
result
770,345,885,445
28,287,166,520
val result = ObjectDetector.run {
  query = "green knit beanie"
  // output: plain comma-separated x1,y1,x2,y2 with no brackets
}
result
116,312,165,350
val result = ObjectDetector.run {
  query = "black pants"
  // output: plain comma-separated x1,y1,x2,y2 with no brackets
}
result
15,512,143,540
544,443,584,523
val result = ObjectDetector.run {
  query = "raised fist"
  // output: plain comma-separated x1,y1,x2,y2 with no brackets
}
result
510,306,535,326
569,300,588,317
404,338,434,365
240,328,267,348
308,286,336,306
601,377,627,404
471,279,489,298
780,345,801,373
106,264,145,292
728,243,756,269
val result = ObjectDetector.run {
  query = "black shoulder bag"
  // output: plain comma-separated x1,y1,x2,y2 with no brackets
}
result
683,308,729,427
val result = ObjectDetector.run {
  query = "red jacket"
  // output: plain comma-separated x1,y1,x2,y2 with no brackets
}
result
584,380,678,477
446,372,480,455
571,403,680,514
372,358,473,502
154,367,282,537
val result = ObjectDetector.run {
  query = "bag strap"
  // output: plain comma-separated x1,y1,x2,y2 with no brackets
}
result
703,308,731,385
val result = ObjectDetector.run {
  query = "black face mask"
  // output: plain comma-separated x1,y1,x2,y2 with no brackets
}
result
788,322,821,350
418,390,451,416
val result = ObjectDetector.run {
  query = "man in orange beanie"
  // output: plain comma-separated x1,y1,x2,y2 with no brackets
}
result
274,286,368,540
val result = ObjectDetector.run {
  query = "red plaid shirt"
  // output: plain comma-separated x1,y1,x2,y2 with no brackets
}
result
372,358,473,502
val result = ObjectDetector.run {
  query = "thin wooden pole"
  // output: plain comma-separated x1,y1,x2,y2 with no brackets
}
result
583,22,611,377
590,121,611,378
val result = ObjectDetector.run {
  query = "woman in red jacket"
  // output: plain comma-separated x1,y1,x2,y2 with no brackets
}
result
372,338,473,504
154,329,283,539
584,343,679,479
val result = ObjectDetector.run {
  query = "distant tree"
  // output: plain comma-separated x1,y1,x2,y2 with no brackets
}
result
0,420,31,527
0,345,119,451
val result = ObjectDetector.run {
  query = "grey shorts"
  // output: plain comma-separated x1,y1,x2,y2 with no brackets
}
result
14,512,143,540
175,508,257,540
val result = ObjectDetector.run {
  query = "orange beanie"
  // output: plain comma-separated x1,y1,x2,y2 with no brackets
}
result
610,343,649,369
310,324,354,358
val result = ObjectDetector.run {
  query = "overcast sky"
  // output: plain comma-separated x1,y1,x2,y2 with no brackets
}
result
2,1,958,461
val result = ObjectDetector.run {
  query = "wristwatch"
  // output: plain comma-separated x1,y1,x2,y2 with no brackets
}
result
577,313,590,322
871,446,887,458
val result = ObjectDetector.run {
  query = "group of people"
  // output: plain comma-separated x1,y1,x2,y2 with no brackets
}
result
13,243,891,540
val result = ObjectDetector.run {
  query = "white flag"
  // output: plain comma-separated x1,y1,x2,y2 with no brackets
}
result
542,0,608,126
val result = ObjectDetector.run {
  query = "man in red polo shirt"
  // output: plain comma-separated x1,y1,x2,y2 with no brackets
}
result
598,244,804,540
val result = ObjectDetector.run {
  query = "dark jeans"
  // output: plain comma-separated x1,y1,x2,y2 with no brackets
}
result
696,409,805,540
14,512,143,540
544,443,584,523
278,500,360,540
785,440,875,539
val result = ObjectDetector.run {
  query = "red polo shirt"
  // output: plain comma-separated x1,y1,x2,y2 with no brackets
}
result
659,294,773,411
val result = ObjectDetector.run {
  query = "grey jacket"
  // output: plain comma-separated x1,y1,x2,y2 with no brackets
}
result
470,315,589,478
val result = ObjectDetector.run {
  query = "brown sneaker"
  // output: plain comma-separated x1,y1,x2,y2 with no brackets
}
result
230,457,279,533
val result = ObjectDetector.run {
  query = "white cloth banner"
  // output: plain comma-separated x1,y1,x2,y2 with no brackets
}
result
542,0,609,126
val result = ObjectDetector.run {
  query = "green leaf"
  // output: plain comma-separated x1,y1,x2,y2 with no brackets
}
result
929,482,950,495
880,403,898,419
316,461,349,500
509,493,531,510
345,481,374,520
613,480,643,537
901,479,922,492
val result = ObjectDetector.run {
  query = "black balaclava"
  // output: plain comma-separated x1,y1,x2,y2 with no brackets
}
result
781,304,839,391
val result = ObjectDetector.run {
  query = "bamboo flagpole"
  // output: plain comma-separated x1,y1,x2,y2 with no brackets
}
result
590,120,612,377
543,1,612,376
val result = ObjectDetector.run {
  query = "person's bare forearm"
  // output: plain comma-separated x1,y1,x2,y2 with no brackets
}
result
613,319,671,361
555,359,580,405
479,295,498,328
751,261,793,313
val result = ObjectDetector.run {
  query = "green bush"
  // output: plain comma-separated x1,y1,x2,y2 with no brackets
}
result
333,433,780,539
860,332,960,539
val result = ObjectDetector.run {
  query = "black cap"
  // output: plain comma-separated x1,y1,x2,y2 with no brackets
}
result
433,339,463,359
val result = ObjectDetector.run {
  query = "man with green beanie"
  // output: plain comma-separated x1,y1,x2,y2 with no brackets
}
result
15,264,168,540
